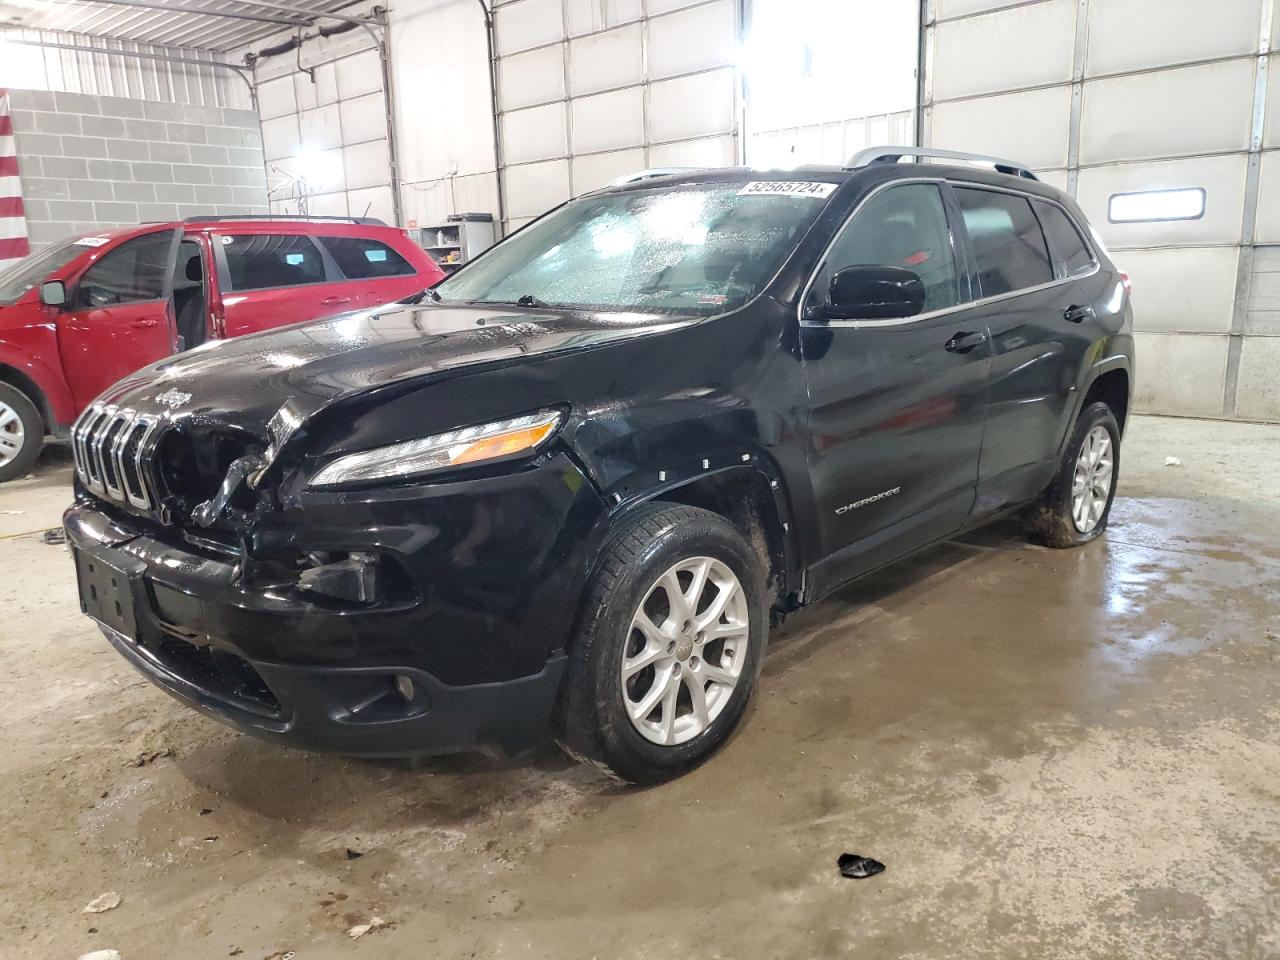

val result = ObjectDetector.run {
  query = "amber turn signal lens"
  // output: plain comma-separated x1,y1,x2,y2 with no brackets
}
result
449,420,560,465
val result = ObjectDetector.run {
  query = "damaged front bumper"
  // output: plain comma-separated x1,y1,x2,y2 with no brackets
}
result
64,453,609,757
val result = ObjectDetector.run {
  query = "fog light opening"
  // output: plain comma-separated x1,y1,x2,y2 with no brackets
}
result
296,550,382,604
394,674,416,702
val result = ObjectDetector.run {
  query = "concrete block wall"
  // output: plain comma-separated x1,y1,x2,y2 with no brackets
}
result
9,89,268,248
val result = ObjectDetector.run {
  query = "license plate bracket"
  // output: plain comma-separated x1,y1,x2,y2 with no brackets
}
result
75,546,146,641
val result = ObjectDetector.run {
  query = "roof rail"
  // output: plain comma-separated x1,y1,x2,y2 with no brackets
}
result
607,167,702,187
183,214,388,226
845,146,1040,181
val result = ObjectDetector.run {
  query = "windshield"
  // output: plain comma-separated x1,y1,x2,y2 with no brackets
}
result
0,238,94,306
434,181,837,315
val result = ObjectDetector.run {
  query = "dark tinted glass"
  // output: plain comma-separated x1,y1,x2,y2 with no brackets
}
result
954,188,1053,296
223,234,327,290
77,231,172,307
816,183,959,313
0,238,91,305
322,236,415,279
1032,199,1094,277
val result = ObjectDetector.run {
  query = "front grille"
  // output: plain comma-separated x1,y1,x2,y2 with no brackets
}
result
73,404,162,511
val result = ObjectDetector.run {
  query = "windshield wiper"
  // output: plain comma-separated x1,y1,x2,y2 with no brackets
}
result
399,287,442,305
454,295,559,309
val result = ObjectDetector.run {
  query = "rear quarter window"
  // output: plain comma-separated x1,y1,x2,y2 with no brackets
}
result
954,187,1054,297
321,236,416,279
1032,200,1095,278
221,234,328,290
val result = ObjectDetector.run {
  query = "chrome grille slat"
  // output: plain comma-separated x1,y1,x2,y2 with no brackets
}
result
73,403,161,511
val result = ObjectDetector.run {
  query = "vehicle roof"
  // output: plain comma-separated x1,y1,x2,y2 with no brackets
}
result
600,162,1070,204
179,218,401,236
60,219,404,243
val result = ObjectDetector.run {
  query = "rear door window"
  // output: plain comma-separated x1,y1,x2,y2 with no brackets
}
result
221,234,328,290
76,231,174,307
1031,200,1095,278
321,236,415,279
811,183,961,314
953,188,1053,297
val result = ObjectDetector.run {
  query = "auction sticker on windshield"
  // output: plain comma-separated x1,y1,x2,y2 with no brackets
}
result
738,181,838,199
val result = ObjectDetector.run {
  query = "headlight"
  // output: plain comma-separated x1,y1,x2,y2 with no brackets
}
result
309,408,565,487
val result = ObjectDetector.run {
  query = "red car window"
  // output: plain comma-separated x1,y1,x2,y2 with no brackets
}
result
321,236,416,279
222,234,328,290
76,232,172,307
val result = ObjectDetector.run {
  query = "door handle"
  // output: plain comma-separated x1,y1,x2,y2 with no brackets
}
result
1064,303,1095,324
321,296,354,307
131,318,159,329
945,330,988,354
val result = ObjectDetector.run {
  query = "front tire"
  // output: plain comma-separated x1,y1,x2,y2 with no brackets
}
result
1024,400,1120,548
555,503,768,784
0,383,43,483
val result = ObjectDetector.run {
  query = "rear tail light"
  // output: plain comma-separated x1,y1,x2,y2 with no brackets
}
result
1119,271,1131,295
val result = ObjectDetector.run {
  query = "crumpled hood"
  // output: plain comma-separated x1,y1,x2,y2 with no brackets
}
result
95,302,691,433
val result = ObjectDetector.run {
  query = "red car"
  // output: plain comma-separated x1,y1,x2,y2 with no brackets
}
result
0,216,444,481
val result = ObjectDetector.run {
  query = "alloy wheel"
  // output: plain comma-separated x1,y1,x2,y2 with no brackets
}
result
620,556,750,746
1071,424,1114,533
0,400,26,469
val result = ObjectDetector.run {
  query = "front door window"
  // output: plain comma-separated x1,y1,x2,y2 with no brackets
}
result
810,183,961,316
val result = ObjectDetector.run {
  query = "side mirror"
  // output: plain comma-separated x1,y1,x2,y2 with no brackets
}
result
823,265,925,321
40,280,67,308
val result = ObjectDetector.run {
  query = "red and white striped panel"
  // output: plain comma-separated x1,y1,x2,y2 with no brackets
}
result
0,88,31,266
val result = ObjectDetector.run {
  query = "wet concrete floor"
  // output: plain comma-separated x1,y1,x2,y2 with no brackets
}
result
1,414,1277,959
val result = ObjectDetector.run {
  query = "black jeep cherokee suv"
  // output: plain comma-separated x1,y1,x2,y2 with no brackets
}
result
65,148,1134,784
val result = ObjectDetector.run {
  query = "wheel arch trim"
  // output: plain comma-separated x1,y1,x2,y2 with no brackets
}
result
609,458,800,608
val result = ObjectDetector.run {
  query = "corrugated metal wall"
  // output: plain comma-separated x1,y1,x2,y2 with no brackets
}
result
233,0,501,233
748,110,914,168
492,0,742,232
252,28,397,224
0,29,250,109
922,0,1278,422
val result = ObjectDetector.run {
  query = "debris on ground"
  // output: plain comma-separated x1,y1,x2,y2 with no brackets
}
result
347,916,387,939
199,807,213,816
83,891,122,913
76,951,121,960
0,509,23,515
837,853,886,879
262,951,295,960
345,847,364,860
41,527,66,544
1164,456,1182,467
121,728,181,767
125,746,174,768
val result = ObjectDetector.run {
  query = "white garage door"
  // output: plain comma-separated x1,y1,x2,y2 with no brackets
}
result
922,0,1279,421
256,38,397,226
493,0,742,231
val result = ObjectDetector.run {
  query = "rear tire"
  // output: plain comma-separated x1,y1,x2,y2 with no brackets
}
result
1024,400,1120,548
0,383,43,483
555,503,768,785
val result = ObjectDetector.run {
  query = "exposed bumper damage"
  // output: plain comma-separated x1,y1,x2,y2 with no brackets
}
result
64,450,609,757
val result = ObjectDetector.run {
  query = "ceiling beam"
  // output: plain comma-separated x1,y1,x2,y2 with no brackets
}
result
204,0,383,27
41,0,312,28
3,35,256,100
